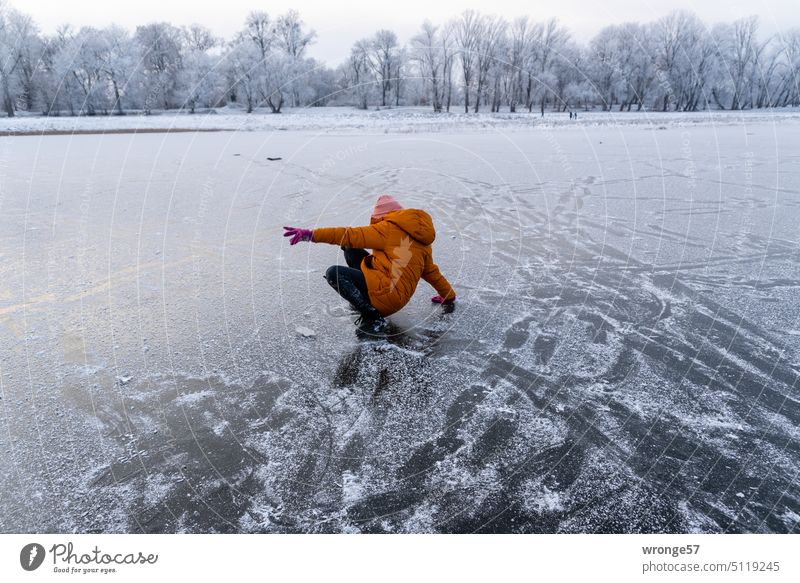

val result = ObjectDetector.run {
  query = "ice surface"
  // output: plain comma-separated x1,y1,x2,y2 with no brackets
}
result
0,113,799,533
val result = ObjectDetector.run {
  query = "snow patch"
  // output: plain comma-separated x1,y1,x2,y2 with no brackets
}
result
295,326,316,338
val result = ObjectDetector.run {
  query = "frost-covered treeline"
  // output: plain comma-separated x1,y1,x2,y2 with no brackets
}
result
401,10,800,113
0,0,798,117
0,2,328,116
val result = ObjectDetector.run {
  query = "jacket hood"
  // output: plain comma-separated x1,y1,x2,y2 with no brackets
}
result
383,208,436,246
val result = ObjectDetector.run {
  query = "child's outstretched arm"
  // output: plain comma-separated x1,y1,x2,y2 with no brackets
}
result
422,255,456,303
311,224,387,250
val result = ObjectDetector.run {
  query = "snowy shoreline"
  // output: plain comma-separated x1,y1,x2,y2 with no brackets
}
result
2,106,800,136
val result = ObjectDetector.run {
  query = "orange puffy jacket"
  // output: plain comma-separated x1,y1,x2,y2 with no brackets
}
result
312,208,455,316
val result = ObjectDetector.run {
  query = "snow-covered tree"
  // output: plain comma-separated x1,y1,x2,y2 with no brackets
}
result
712,16,767,110
673,16,715,111
8,8,42,113
53,28,109,115
608,23,654,111
225,39,261,113
472,15,506,112
506,17,534,112
551,40,582,111
262,51,291,113
651,11,696,111
274,10,315,59
225,10,321,113
243,10,273,61
587,25,622,110
342,39,374,109
411,21,445,112
178,25,223,113
273,11,316,107
774,29,800,107
439,23,456,112
134,22,184,112
473,16,507,113
368,29,399,107
97,25,140,115
453,10,481,113
0,1,32,116
303,59,335,106
530,19,570,114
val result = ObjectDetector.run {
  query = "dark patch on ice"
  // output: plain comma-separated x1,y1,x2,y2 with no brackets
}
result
504,316,535,349
333,350,362,387
533,334,557,364
373,368,391,400
445,386,489,430
340,435,366,473
471,418,518,465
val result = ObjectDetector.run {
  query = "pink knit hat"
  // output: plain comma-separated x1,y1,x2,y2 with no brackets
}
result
371,194,403,221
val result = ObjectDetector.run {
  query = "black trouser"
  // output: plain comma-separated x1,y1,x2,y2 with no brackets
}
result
324,247,375,312
343,247,369,271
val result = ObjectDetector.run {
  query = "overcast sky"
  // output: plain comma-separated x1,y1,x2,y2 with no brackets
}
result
11,0,798,66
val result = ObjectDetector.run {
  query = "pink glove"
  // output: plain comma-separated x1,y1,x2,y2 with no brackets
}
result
283,226,312,245
432,294,456,304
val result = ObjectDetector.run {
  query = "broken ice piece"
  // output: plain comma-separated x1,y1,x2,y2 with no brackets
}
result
296,326,316,338
116,375,133,385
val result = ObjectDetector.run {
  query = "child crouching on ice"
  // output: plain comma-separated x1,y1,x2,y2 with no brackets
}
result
283,194,456,334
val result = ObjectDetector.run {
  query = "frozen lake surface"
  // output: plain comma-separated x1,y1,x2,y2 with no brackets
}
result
0,116,799,532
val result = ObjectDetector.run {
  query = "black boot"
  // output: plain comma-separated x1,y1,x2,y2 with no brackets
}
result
354,310,389,336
